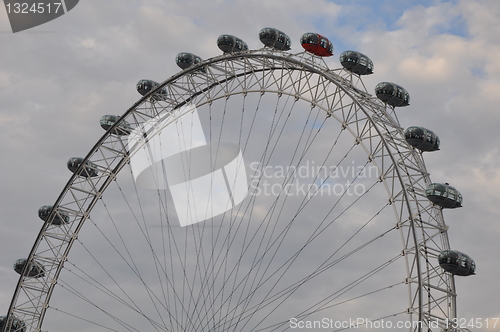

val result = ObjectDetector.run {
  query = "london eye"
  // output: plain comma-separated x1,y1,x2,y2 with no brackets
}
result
2,28,474,332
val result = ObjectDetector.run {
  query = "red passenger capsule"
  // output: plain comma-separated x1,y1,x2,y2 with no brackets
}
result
300,33,334,57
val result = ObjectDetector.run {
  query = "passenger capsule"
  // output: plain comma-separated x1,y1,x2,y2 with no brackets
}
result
38,205,69,225
175,52,205,72
438,250,476,276
300,33,334,57
100,115,131,136
0,315,27,332
425,183,462,208
136,79,167,101
217,34,248,53
404,126,440,152
13,258,46,278
259,27,291,51
339,51,374,75
67,157,98,178
375,82,410,107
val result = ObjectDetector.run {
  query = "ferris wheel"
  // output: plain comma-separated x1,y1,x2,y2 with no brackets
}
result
2,28,475,332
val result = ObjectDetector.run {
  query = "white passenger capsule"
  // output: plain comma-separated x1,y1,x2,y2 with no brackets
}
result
175,52,205,72
217,34,248,53
0,315,27,332
425,183,462,208
38,205,70,225
438,250,475,276
136,79,167,101
339,50,373,75
375,82,410,107
100,115,131,136
404,126,440,152
13,258,45,278
259,27,291,51
67,157,98,178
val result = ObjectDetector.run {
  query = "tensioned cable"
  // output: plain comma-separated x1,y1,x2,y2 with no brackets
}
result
213,107,396,328
227,115,358,329
114,174,186,329
261,270,406,332
188,91,382,332
55,277,167,332
176,91,290,330
219,90,302,331
52,70,407,332
62,261,147,315
50,307,121,332
182,68,354,330
64,122,195,330
201,96,376,330
218,179,388,331
134,113,203,330
223,251,404,332
58,243,159,331
108,92,270,330
162,88,306,330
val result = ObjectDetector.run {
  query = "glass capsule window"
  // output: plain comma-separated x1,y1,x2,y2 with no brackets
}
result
404,127,440,151
38,205,51,218
402,91,410,103
366,61,373,71
279,33,291,49
460,256,468,267
261,28,276,39
137,80,157,92
320,38,327,48
176,53,191,64
100,115,118,128
426,183,446,196
376,82,395,95
301,33,318,45
13,259,45,277
218,35,233,46
101,119,114,127
259,28,290,50
67,158,98,178
406,127,424,139
426,183,463,208
38,205,69,224
0,315,26,332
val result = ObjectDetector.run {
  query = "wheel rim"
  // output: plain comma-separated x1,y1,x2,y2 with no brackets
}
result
5,50,456,332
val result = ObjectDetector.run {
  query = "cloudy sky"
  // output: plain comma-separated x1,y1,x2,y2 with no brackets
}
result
1,0,500,331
